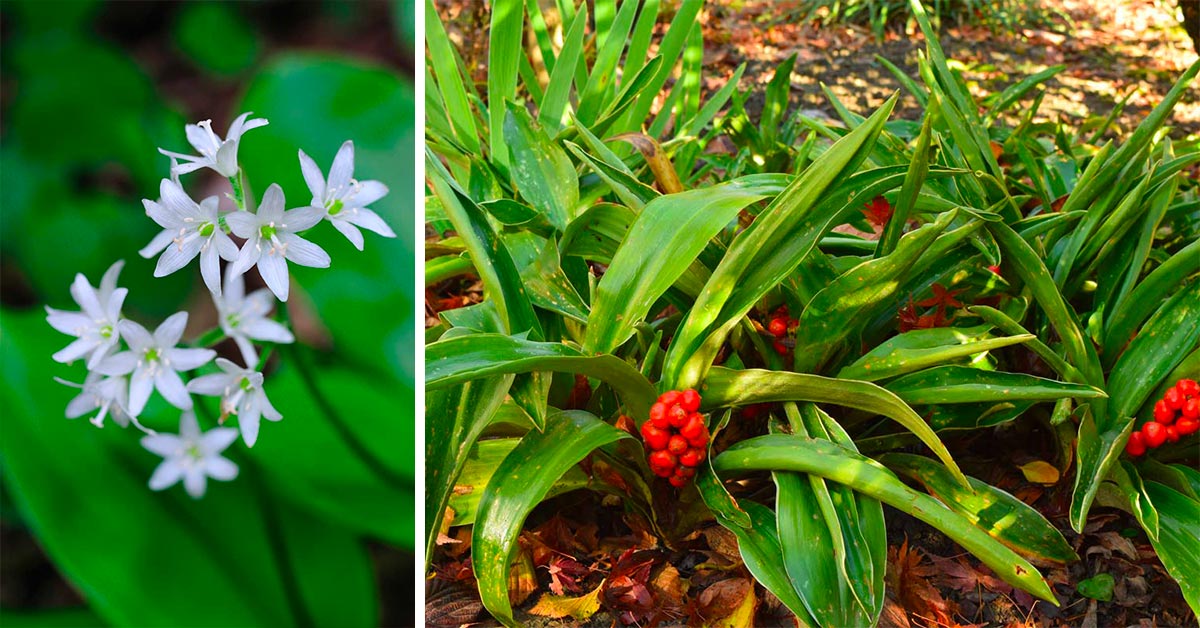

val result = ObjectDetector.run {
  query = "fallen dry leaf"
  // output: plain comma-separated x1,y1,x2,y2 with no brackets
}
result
1018,460,1060,485
529,580,605,621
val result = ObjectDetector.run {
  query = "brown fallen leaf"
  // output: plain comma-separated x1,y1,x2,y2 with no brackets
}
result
1018,460,1060,485
887,539,958,628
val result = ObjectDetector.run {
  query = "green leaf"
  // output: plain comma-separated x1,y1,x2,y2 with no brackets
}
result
1076,573,1115,602
1,312,375,627
537,2,587,132
1102,238,1200,365
712,435,1056,603
503,102,579,230
426,334,657,420
1143,482,1200,615
487,0,525,170
838,324,1032,381
884,365,1107,404
426,0,480,153
663,96,899,388
449,438,590,526
880,453,1078,564
425,375,514,565
584,174,789,355
173,3,258,75
473,411,632,626
701,367,968,487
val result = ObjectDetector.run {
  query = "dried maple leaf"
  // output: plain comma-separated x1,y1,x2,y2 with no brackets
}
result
887,540,958,627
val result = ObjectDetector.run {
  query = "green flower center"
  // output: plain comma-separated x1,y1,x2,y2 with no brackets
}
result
239,377,253,392
100,325,113,339
327,199,344,216
198,222,215,237
145,348,160,362
187,444,203,459
260,224,276,239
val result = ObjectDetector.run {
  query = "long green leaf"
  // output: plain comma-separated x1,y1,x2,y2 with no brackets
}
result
487,0,525,170
713,435,1057,603
426,334,657,419
885,365,1107,404
503,102,579,230
538,2,588,132
473,411,632,626
426,0,480,154
701,367,968,487
838,325,1032,381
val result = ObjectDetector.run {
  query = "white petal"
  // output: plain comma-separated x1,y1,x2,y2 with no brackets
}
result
233,335,259,368
183,468,208,498
279,234,330,268
143,199,180,229
205,455,239,480
238,402,261,447
45,309,93,336
168,347,216,370
148,461,184,491
328,140,355,195
241,318,294,344
213,231,240,260
118,320,153,351
214,357,243,373
155,312,189,347
259,390,283,422
230,240,261,276
223,267,246,305
70,274,104,320
258,184,286,223
155,369,193,410
154,236,203,277
65,391,97,419
52,337,99,364
331,219,364,250
179,410,202,440
128,371,154,416
225,112,251,139
257,253,290,302
344,207,395,238
160,178,199,218
142,433,182,456
171,159,211,176
85,340,120,371
201,427,239,453
200,243,222,295
186,373,230,396
215,139,240,178
353,180,389,207
283,205,326,232
93,351,138,376
225,212,259,239
100,260,125,298
298,149,327,203
185,122,218,154
105,287,128,323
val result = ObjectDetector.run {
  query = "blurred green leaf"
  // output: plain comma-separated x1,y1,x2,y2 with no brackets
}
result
174,3,260,75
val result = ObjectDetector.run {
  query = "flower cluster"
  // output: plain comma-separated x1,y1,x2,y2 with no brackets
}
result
641,389,710,487
764,305,796,356
47,113,395,498
1126,379,1199,457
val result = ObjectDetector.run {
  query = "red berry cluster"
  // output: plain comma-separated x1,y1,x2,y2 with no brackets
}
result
766,306,796,356
641,389,709,487
1126,379,1199,456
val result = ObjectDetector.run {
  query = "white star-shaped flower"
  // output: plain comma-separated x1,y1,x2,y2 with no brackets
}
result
141,410,239,499
226,183,329,302
139,178,240,294
213,268,294,367
158,112,268,178
57,373,133,428
299,140,395,250
94,312,216,416
187,358,282,447
45,260,128,369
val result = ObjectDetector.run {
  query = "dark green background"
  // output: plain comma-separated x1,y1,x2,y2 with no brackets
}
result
0,1,415,625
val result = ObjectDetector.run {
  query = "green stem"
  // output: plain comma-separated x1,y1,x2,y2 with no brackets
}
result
193,327,226,348
229,174,246,212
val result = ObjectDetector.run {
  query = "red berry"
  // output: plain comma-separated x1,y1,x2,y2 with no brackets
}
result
680,413,705,439
1164,386,1184,410
768,318,788,337
651,464,674,478
677,466,696,478
1176,417,1199,435
686,426,710,448
641,422,670,451
659,391,681,407
773,340,789,355
1183,397,1200,421
1125,431,1146,456
1154,400,1176,425
1143,422,1167,448
1165,426,1180,443
649,450,677,469
680,389,701,412
668,435,688,455
668,405,688,428
649,402,668,428
668,475,688,488
1178,379,1199,397
679,449,702,467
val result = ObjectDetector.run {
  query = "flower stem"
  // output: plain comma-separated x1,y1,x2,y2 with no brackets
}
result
192,327,226,348
229,174,246,212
